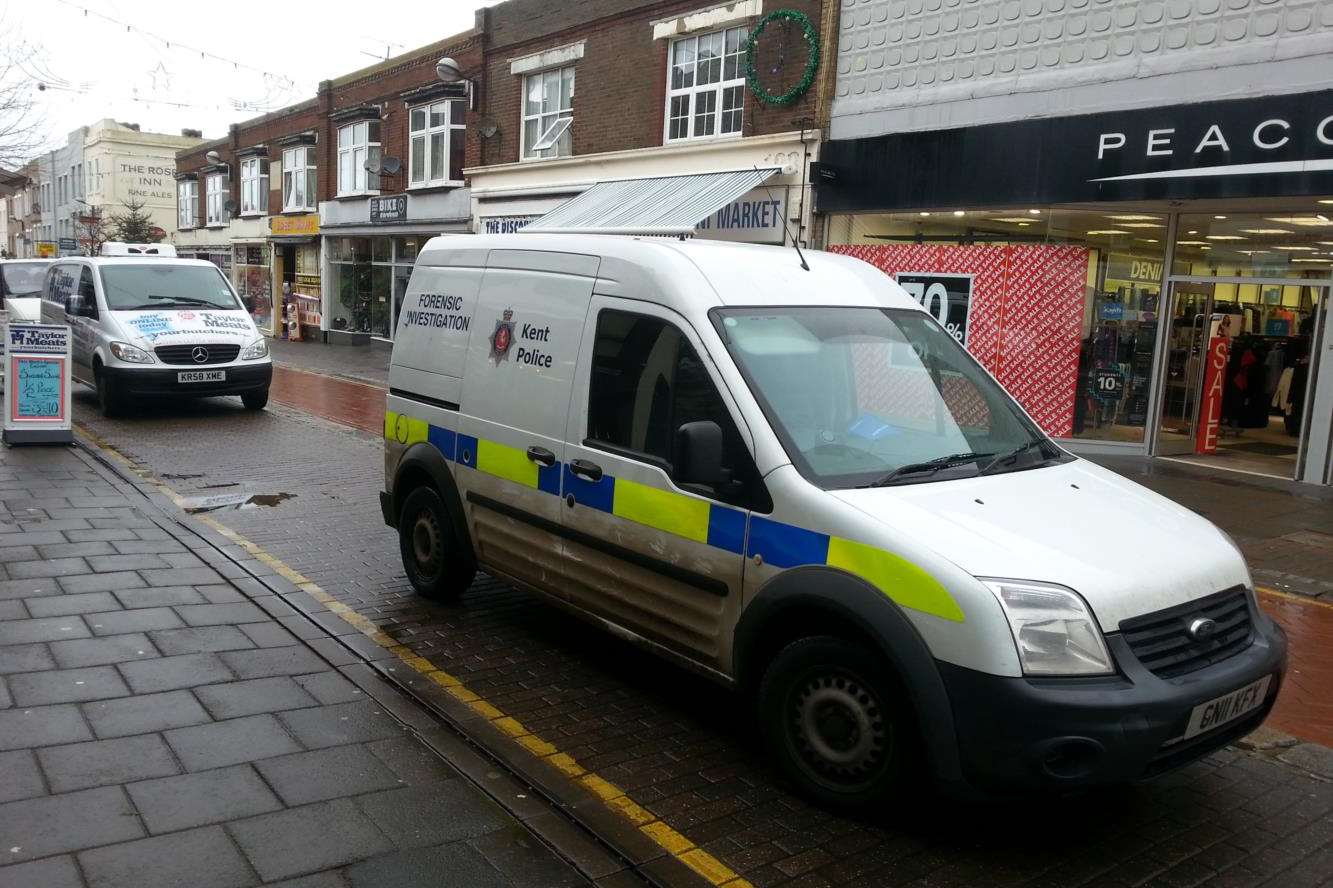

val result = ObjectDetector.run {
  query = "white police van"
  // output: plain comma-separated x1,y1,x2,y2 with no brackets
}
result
38,243,272,416
380,233,1286,806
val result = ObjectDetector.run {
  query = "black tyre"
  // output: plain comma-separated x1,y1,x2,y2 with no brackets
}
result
758,636,919,810
397,486,474,601
95,365,125,417
241,388,269,411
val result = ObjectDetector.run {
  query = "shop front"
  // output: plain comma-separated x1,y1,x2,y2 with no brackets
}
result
817,89,1333,485
466,129,816,247
269,213,322,339
174,216,274,336
318,189,470,342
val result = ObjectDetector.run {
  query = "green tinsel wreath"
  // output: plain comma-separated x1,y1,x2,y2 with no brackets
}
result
745,9,820,106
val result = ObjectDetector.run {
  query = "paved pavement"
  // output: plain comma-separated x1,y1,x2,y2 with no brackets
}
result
270,338,390,388
0,441,593,888
65,371,1333,888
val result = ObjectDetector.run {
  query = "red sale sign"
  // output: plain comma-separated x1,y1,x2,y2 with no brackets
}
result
1195,336,1231,454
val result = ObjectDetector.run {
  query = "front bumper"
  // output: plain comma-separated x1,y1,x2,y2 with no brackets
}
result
938,611,1287,792
102,362,273,398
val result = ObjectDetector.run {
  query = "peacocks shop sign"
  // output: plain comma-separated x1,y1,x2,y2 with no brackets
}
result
816,89,1333,210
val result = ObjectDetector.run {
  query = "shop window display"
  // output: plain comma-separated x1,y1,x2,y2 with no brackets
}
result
232,243,273,335
328,236,420,340
827,209,1170,442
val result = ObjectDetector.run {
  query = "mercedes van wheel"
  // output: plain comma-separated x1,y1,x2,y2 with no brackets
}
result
95,367,125,417
758,636,918,810
398,486,474,601
241,388,269,411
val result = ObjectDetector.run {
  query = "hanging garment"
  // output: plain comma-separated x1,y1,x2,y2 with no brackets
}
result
1264,345,1285,397
1273,367,1294,414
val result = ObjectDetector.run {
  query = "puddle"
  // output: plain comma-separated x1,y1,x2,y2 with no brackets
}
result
179,492,296,514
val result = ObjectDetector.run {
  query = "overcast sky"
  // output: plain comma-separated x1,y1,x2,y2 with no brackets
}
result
10,0,493,153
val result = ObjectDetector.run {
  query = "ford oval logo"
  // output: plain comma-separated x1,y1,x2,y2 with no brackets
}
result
1187,617,1217,641
191,346,209,364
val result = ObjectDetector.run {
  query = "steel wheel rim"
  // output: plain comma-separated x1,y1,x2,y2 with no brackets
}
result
789,668,890,791
411,509,442,578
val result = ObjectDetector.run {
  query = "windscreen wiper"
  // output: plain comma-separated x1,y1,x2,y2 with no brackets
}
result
148,295,214,306
980,439,1050,475
864,452,993,487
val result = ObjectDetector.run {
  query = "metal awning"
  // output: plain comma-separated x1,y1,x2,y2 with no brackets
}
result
521,167,780,236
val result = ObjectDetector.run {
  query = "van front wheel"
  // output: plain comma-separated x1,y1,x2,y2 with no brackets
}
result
241,389,269,411
398,486,473,601
758,636,917,810
95,367,126,417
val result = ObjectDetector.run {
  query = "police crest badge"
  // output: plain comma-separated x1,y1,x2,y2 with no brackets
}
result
489,309,515,363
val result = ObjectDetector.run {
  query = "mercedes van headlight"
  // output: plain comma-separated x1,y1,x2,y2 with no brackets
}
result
982,579,1114,676
239,338,269,360
109,342,154,364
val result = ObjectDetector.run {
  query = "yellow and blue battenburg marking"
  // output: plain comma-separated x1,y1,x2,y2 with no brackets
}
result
385,410,964,622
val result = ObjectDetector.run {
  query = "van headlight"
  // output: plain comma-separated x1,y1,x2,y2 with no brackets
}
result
109,342,154,364
982,579,1114,676
239,338,269,360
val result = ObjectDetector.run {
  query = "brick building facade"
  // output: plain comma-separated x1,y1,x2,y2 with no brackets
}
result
173,1,835,342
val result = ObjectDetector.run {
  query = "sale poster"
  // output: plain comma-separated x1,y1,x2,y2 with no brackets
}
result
1195,336,1231,454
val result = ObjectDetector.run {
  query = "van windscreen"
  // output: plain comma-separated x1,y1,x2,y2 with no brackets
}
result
1,263,48,297
100,264,242,311
714,307,1067,489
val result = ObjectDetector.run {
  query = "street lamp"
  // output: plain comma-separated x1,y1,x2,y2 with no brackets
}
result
435,57,475,111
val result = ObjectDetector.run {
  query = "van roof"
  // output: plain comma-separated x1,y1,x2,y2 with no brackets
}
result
418,233,921,314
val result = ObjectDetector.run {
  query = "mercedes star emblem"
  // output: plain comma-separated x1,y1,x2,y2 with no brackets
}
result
191,346,210,364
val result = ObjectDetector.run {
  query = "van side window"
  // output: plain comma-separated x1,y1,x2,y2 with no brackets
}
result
587,309,767,510
76,268,98,317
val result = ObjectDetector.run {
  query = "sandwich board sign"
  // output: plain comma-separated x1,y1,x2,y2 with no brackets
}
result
3,323,73,445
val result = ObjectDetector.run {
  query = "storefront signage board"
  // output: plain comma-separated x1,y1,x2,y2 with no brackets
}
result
817,89,1333,210
1195,336,1231,454
3,323,73,445
370,195,408,224
269,214,320,237
36,242,56,258
893,272,972,345
694,188,787,244
481,216,539,234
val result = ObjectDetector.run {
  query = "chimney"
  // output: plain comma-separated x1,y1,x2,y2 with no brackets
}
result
181,128,202,138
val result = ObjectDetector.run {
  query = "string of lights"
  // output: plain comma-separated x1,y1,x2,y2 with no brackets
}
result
51,0,315,93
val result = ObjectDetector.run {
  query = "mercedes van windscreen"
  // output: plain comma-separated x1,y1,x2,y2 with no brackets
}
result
1,261,48,297
715,307,1070,489
100,264,243,311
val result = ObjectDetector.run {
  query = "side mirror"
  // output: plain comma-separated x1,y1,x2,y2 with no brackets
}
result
674,420,724,488
79,300,98,318
242,295,256,313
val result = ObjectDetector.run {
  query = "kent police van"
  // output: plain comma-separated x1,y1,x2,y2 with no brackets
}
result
380,233,1286,806
39,243,272,415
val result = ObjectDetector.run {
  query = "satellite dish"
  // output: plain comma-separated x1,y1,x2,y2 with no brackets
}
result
381,156,402,175
223,198,237,214
206,150,222,165
364,156,381,174
478,117,499,139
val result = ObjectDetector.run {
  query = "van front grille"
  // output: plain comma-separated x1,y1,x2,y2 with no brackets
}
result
1120,586,1254,679
154,344,240,365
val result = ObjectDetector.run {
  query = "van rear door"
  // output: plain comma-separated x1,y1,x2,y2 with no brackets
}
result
453,249,598,593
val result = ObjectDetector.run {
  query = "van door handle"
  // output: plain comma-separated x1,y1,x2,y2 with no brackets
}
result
526,446,556,467
569,459,603,482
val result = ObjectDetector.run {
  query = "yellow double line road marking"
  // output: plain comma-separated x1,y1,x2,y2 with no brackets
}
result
76,424,754,888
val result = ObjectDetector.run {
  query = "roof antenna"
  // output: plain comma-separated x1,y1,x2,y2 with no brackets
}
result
754,164,809,271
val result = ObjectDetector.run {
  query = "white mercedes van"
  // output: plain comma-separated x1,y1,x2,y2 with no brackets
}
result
39,244,272,416
380,234,1286,806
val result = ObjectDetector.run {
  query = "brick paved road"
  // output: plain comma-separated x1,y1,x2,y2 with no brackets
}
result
0,439,590,888
71,388,1333,888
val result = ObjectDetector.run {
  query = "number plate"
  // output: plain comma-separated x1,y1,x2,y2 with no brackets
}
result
1181,675,1272,741
177,370,225,384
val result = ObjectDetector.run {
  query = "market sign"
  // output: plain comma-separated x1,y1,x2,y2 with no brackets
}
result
693,188,787,244
370,194,408,224
818,88,1333,210
270,214,320,237
893,272,972,345
3,323,73,445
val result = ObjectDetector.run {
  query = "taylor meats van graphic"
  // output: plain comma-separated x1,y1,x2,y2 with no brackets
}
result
120,311,255,343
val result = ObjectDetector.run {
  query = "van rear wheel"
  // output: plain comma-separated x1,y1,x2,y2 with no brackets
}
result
758,636,918,810
398,486,474,601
